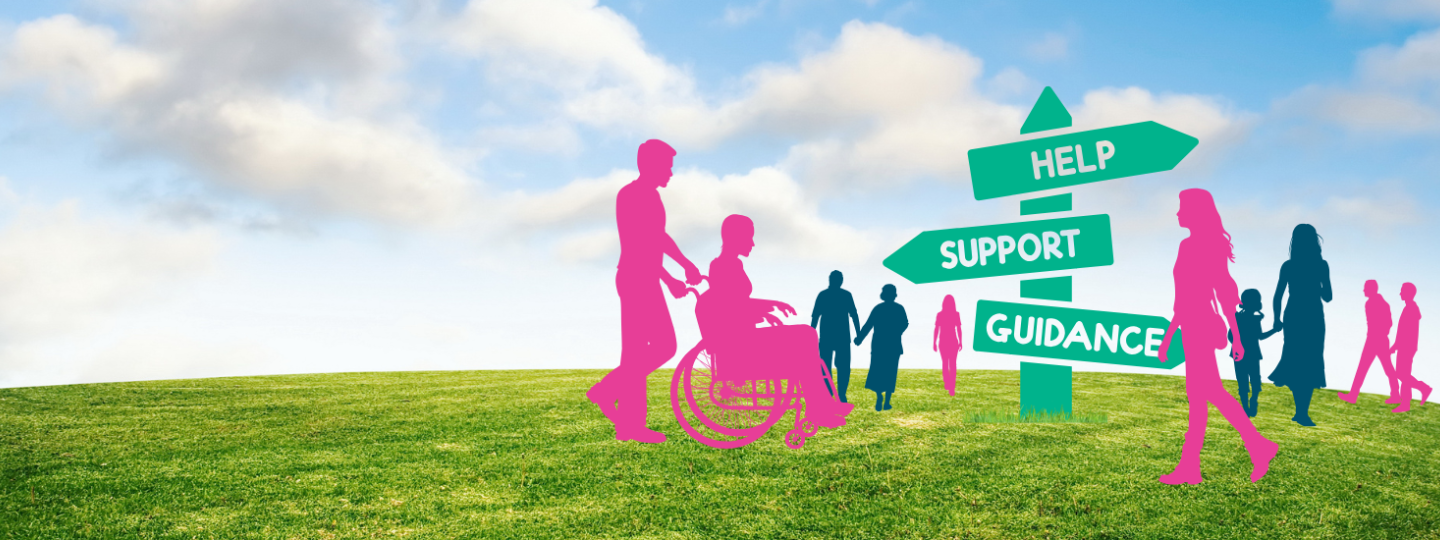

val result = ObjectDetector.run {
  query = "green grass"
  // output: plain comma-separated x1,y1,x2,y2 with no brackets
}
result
966,411,1109,424
2,369,1438,539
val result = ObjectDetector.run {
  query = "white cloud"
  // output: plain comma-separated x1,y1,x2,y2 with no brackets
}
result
1,4,477,226
1070,86,1252,166
1026,32,1069,62
1286,86,1440,133
507,166,875,264
1357,27,1440,87
0,200,219,341
1281,25,1440,134
1333,0,1440,21
439,12,1246,191
723,1,768,25
441,0,694,102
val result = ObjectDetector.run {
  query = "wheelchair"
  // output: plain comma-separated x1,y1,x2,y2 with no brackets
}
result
669,337,840,449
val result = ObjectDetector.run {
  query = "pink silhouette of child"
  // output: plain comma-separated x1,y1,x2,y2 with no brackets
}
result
696,215,855,428
1339,280,1399,405
1158,188,1278,485
1390,282,1433,413
933,294,964,397
587,139,703,443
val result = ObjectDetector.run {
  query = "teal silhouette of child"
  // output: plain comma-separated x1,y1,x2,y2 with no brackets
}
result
1229,289,1281,417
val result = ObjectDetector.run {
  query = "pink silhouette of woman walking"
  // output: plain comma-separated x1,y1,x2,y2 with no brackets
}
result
933,295,963,397
1157,188,1278,484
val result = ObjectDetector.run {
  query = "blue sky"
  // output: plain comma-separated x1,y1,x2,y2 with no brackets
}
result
0,0,1437,397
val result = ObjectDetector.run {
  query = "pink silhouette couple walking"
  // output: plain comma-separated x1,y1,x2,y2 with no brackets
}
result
1339,281,1431,412
587,140,853,444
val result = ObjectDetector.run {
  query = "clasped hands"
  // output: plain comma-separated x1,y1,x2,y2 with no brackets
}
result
662,264,706,299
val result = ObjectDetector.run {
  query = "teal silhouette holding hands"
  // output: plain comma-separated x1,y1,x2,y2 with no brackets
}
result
855,284,908,412
812,270,861,403
1229,289,1281,417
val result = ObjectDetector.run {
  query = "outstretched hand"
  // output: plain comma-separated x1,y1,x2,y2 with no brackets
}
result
762,312,784,327
663,276,688,299
854,336,864,346
771,300,797,318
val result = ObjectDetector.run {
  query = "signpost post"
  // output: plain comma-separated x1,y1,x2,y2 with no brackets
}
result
884,86,1199,417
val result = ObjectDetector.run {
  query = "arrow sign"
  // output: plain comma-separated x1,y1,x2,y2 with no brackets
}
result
968,121,1198,200
883,214,1113,284
973,300,1186,369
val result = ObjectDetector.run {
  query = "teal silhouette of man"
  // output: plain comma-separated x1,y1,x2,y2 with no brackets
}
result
811,270,861,402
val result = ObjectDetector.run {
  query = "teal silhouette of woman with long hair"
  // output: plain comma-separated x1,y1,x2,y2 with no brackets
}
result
1268,224,1332,427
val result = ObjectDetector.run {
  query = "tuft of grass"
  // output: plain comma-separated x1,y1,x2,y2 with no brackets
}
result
2,369,1438,539
967,410,1109,423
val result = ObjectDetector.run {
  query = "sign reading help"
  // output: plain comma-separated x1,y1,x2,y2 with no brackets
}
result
967,121,1198,200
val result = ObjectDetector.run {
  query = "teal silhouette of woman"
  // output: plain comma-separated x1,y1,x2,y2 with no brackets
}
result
1269,224,1331,427
856,284,908,412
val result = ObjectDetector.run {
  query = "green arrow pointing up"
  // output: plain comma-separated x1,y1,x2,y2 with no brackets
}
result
1020,86,1072,134
968,121,1198,200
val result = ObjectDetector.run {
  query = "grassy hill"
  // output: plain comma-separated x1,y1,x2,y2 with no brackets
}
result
2,369,1438,539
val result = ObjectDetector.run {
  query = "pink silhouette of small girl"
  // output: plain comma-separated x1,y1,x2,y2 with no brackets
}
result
1157,188,1278,484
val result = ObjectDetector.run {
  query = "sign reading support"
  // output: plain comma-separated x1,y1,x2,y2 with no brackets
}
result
884,215,1113,284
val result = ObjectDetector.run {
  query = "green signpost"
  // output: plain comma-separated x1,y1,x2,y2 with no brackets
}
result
883,86,1197,418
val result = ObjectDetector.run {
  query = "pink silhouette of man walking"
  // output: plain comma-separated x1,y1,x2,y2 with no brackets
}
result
1339,280,1399,404
1157,189,1277,485
1390,282,1432,413
587,139,703,443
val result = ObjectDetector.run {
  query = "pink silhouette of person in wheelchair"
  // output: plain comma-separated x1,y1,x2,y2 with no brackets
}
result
689,215,855,440
587,139,703,444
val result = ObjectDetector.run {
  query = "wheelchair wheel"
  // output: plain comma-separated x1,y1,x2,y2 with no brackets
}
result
784,429,806,449
671,341,786,449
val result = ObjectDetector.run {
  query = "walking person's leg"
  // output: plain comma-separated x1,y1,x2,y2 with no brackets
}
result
1341,344,1379,404
1236,360,1254,416
1160,375,1209,484
1245,361,1262,416
1393,351,1432,412
1293,387,1316,426
590,274,645,423
610,276,675,442
835,346,851,403
820,345,837,396
1206,382,1277,482
942,350,957,397
1378,347,1402,404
